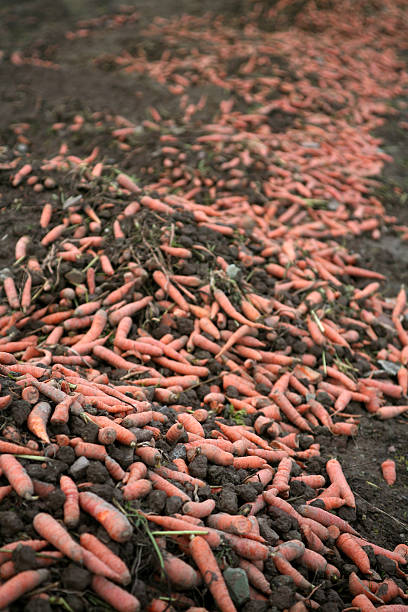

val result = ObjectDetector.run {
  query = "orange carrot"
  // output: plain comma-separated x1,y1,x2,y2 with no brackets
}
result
75,441,107,461
0,569,50,609
0,454,34,499
376,405,408,419
155,466,206,489
148,470,191,503
298,505,359,535
27,401,51,444
33,513,83,563
98,427,117,445
177,412,204,437
91,575,140,612
122,478,152,501
105,456,126,481
351,594,376,611
40,203,53,228
80,533,131,585
0,439,42,456
79,491,133,542
160,548,202,590
326,458,355,507
60,475,80,528
3,277,20,310
153,270,190,312
183,499,216,518
381,459,396,485
337,533,371,575
189,536,237,612
272,553,314,592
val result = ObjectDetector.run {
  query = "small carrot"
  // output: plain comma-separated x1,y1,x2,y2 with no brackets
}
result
0,454,34,499
326,458,355,508
337,533,371,575
161,549,202,589
0,569,50,609
91,575,140,612
122,479,152,501
3,277,20,310
60,475,80,528
75,441,107,461
148,470,191,503
298,505,359,535
381,459,396,485
183,499,216,518
27,401,51,443
33,513,83,564
80,533,131,585
79,491,133,542
189,536,237,612
272,553,314,592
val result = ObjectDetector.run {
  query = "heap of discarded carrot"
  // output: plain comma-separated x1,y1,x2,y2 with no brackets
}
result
1,0,408,610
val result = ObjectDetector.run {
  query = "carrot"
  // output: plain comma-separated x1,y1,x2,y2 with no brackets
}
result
98,427,117,445
21,274,32,311
161,549,202,589
60,475,80,528
189,536,237,612
87,415,136,446
21,385,40,404
239,559,271,595
298,505,359,535
33,513,83,563
3,277,20,310
40,203,53,228
79,491,133,542
153,270,190,312
381,459,396,485
103,281,136,306
337,533,371,575
123,479,152,501
41,223,66,246
73,308,107,346
0,439,42,456
148,470,191,503
135,446,161,466
177,412,204,437
166,422,185,443
183,499,216,518
27,401,51,443
155,466,206,489
272,553,314,592
271,391,312,432
0,454,34,499
349,572,384,604
141,194,174,214
108,297,153,325
376,405,408,419
75,441,108,461
80,533,131,585
326,458,355,507
105,456,126,481
91,575,140,612
207,513,253,537
351,594,377,611
272,457,293,494
0,569,50,609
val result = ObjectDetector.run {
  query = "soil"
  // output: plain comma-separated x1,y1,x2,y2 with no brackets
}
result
0,1,407,611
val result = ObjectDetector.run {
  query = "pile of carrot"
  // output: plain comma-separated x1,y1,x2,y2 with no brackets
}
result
1,0,408,610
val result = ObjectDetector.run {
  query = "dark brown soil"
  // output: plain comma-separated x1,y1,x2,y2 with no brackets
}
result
0,1,407,610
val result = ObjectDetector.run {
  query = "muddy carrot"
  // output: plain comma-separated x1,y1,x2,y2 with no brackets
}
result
91,575,140,612
0,569,50,609
33,513,83,563
80,533,131,585
27,401,51,443
0,454,34,499
161,549,202,589
381,459,396,485
79,491,133,542
3,277,20,310
189,536,237,612
337,533,371,575
60,475,80,528
298,505,359,535
326,458,355,507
